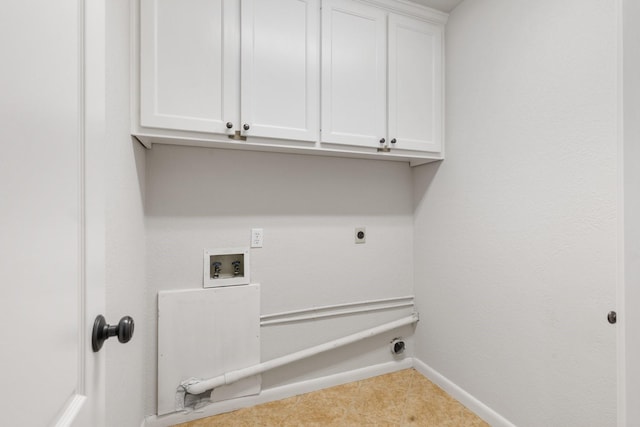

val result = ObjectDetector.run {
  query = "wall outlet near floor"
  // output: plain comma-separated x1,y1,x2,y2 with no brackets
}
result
355,227,366,244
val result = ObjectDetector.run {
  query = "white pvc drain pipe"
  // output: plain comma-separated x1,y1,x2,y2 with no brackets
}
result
178,312,418,403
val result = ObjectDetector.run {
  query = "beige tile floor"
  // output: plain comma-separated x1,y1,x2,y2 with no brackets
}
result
174,369,489,427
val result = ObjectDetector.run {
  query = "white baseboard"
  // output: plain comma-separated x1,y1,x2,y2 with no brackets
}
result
412,358,517,427
143,358,413,427
143,357,515,427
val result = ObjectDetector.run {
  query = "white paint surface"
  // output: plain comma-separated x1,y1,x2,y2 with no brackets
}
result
0,3,81,421
241,0,320,141
0,1,107,425
145,145,414,414
407,0,462,13
96,1,633,424
413,1,618,426
158,286,261,415
623,0,640,425
140,0,240,134
321,0,387,148
388,14,443,152
105,1,147,426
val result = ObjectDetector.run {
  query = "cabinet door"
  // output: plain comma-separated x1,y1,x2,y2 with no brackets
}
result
140,0,240,134
241,0,319,142
388,14,443,153
321,0,387,148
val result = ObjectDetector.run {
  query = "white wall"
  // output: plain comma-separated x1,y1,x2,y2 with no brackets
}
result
413,1,618,426
105,1,147,426
623,0,640,424
145,145,415,415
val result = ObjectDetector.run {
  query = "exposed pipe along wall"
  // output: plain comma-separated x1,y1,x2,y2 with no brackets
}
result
146,145,415,417
178,313,418,408
106,0,623,425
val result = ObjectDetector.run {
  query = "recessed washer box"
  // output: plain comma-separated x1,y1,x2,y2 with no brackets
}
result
203,247,250,288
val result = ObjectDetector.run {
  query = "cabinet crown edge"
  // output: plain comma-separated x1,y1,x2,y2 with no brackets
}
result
356,0,449,24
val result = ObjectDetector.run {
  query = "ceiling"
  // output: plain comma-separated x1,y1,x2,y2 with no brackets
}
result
407,0,464,13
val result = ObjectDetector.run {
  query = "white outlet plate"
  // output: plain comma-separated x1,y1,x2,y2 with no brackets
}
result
251,228,264,248
355,227,366,244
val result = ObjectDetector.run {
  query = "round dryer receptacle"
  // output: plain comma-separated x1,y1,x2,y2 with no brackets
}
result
390,338,406,356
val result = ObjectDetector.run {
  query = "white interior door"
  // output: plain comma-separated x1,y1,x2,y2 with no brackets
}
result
0,1,106,426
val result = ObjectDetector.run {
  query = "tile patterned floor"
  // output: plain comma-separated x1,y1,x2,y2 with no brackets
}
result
174,369,489,427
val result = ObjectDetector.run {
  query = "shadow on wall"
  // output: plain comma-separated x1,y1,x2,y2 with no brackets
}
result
412,161,442,214
144,144,414,217
133,137,147,203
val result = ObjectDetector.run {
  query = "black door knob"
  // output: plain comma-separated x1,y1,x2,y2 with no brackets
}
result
92,314,135,352
243,123,250,131
390,138,397,144
226,122,233,129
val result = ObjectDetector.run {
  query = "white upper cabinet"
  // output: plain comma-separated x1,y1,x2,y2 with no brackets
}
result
241,0,319,141
135,0,446,164
321,0,444,154
388,14,443,153
321,0,387,148
140,0,240,135
140,0,319,141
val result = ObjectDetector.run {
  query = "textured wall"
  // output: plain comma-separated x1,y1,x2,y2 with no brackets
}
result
624,0,640,424
412,0,618,426
105,1,148,426
145,145,415,415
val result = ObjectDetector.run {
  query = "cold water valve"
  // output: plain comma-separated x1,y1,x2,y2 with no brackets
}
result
212,262,222,278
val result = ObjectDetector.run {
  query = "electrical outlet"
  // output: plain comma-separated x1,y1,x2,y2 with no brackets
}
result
251,228,263,248
355,227,366,244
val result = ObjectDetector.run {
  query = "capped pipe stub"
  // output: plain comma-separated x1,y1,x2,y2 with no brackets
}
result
390,338,406,357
